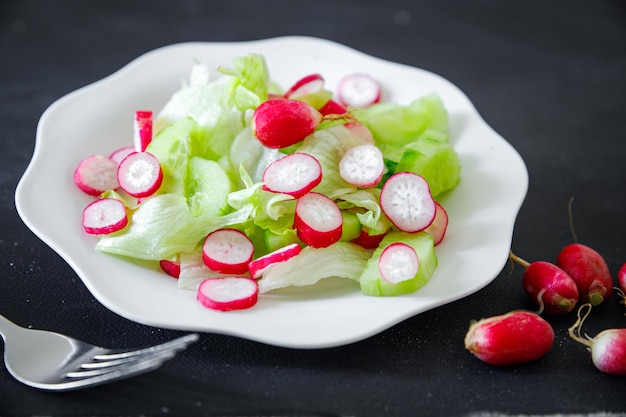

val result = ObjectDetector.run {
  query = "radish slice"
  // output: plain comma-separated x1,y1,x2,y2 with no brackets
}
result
284,74,325,99
109,146,136,165
248,243,302,279
134,110,153,152
117,151,163,198
81,198,128,235
339,144,385,188
380,172,436,233
352,228,388,249
294,192,343,248
337,73,381,108
378,242,419,284
424,202,449,246
197,277,258,311
318,99,347,116
160,259,181,279
73,155,119,196
202,229,254,274
262,153,322,198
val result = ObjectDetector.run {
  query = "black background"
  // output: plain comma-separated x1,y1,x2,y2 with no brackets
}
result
1,1,626,416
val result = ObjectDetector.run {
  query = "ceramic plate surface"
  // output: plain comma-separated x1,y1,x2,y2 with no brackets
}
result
15,37,528,348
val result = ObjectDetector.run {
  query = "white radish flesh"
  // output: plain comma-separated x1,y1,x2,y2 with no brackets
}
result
262,153,322,198
82,198,128,235
248,243,302,279
378,242,419,284
202,229,254,274
294,192,343,248
424,202,449,246
117,152,163,198
197,277,258,311
380,172,436,233
133,110,153,152
339,144,385,188
73,155,119,196
337,73,381,108
284,74,325,99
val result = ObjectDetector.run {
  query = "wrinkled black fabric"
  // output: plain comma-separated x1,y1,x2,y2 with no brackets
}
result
1,1,626,416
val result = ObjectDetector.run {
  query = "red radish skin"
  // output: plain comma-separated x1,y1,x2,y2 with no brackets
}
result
337,73,381,108
252,99,323,148
294,192,343,248
262,153,322,198
202,229,254,275
318,99,347,116
134,110,153,152
351,228,388,249
569,303,626,376
465,311,554,366
160,259,181,279
248,243,302,279
378,242,419,284
109,146,136,165
73,155,119,196
284,74,325,99
117,152,163,198
618,263,626,294
380,172,436,233
509,252,579,315
81,198,128,235
557,243,613,306
197,277,258,311
339,144,385,188
424,202,449,246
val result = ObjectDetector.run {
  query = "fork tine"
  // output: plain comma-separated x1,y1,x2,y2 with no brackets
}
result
65,349,177,378
92,333,199,361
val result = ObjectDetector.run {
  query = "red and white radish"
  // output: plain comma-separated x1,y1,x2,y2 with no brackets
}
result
133,110,153,152
294,192,343,248
248,243,302,279
202,228,254,275
557,243,613,306
424,202,449,246
509,252,579,315
251,99,323,149
379,172,436,233
197,277,258,311
81,198,128,235
339,144,385,188
378,242,419,284
160,259,181,279
618,262,626,295
337,73,381,108
262,153,322,198
465,310,554,366
284,74,325,99
109,146,135,165
569,303,626,376
117,151,163,198
73,154,119,196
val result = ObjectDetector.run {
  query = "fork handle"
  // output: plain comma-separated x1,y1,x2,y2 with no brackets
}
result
0,314,24,343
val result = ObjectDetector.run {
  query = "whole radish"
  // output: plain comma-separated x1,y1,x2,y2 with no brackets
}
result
252,99,323,148
557,243,613,306
509,252,579,315
465,310,554,366
569,303,626,376
617,262,626,308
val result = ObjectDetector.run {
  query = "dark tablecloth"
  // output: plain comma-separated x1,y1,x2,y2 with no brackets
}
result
2,1,626,416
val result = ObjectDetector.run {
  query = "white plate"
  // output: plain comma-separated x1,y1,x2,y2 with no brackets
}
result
15,37,528,349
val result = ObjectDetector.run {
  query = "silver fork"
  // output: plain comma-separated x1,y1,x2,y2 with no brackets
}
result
0,314,199,391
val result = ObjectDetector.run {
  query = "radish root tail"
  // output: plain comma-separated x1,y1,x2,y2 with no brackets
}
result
567,196,579,244
509,251,530,269
568,303,594,348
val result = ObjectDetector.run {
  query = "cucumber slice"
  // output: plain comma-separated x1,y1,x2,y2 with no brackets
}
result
359,231,438,296
395,138,461,197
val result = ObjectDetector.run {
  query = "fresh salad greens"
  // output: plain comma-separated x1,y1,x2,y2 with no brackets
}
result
74,53,462,310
